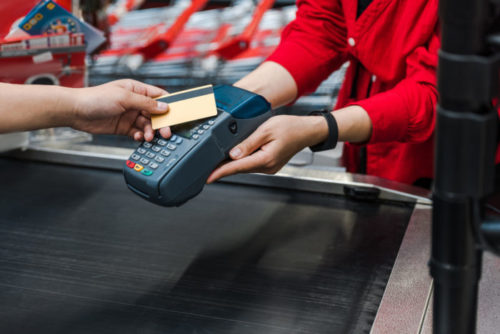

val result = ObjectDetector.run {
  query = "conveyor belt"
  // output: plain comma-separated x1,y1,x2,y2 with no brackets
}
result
0,158,413,334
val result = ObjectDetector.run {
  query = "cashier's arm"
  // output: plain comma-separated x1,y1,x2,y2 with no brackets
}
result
0,80,171,141
206,61,372,183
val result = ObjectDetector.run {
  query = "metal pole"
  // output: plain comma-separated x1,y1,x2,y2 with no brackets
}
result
431,0,497,333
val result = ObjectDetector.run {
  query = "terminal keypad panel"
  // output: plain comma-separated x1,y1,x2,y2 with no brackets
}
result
125,117,216,179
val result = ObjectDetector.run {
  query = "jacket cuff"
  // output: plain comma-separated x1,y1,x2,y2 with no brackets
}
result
350,90,409,144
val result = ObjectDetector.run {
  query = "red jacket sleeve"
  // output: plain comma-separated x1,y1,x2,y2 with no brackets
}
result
355,25,440,144
266,0,348,97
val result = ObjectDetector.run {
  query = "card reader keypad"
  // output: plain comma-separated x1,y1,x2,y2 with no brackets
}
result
126,117,216,177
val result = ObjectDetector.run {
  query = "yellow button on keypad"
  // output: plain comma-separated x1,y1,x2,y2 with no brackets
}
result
134,164,144,172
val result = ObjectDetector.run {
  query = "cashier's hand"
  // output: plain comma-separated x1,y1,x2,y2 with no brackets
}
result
70,79,171,141
207,115,328,183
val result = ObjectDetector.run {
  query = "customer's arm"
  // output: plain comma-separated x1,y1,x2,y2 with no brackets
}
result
0,79,171,141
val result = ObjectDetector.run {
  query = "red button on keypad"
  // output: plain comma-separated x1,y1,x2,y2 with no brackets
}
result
126,160,136,168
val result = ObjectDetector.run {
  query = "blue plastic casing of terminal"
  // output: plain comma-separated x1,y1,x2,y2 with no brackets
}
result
123,85,272,206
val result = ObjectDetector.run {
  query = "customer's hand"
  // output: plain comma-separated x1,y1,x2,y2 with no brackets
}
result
71,79,171,141
206,115,329,183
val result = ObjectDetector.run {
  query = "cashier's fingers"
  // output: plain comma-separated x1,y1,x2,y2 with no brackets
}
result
207,122,277,183
228,124,271,160
207,150,273,183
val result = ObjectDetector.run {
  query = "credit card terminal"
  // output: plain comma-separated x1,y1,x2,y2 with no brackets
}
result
123,85,272,206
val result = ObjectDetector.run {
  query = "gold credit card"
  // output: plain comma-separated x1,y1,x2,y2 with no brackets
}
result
152,85,217,129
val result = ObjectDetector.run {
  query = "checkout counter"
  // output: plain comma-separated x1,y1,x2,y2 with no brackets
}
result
0,134,498,333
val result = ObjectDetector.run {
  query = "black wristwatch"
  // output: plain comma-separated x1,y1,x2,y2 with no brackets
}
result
308,109,339,152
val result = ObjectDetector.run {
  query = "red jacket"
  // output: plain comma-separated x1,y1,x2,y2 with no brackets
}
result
267,0,439,184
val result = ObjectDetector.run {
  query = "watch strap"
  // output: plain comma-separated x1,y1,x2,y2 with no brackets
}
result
308,110,338,152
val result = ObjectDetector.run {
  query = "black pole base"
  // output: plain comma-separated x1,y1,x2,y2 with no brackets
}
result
430,194,483,334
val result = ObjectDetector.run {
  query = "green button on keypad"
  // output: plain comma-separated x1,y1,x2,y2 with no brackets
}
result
141,169,153,176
